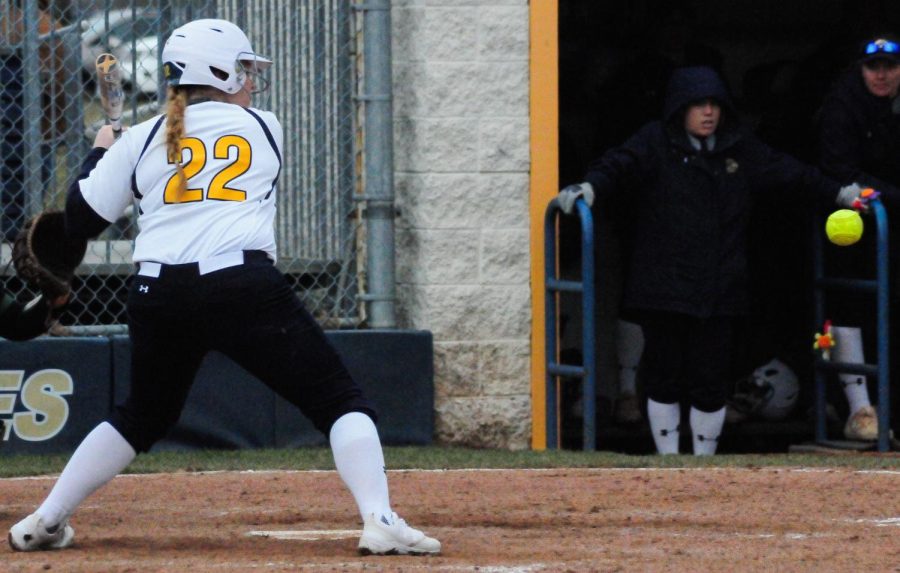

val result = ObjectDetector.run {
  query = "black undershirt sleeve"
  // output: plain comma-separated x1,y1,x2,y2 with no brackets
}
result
64,147,115,240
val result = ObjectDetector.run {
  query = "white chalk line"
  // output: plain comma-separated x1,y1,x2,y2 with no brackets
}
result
223,564,552,572
3,466,899,482
246,529,359,541
843,517,900,527
243,531,554,572
668,531,833,540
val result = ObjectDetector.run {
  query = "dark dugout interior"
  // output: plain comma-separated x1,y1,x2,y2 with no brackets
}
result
556,0,900,451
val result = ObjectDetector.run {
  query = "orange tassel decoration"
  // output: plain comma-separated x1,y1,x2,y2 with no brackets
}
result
813,319,836,360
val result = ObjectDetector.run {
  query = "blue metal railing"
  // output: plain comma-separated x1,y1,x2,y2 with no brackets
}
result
812,200,891,452
544,197,596,450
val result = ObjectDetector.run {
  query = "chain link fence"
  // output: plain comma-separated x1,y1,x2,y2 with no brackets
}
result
0,0,366,332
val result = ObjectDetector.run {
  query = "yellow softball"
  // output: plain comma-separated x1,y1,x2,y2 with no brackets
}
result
825,209,863,246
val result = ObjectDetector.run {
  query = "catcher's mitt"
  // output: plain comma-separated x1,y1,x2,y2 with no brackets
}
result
12,211,87,301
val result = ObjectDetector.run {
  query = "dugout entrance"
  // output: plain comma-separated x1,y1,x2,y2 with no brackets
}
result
556,0,900,452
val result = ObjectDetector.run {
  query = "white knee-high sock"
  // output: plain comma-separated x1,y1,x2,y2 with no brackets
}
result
832,326,872,414
616,319,644,396
36,422,136,527
690,406,726,456
647,399,680,454
330,412,392,521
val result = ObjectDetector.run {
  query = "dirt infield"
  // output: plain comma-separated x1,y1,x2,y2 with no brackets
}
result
2,467,898,572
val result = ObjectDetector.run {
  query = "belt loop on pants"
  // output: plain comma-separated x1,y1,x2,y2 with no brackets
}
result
137,251,250,278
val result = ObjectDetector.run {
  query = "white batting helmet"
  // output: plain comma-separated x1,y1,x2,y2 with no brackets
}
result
729,358,800,421
161,18,271,94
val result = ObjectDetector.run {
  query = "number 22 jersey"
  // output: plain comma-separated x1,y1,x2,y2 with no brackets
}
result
78,100,283,264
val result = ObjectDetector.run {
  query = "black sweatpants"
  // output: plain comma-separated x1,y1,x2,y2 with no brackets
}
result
109,251,375,453
639,311,736,412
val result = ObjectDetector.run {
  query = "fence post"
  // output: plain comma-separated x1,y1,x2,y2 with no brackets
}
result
23,0,42,221
359,0,396,328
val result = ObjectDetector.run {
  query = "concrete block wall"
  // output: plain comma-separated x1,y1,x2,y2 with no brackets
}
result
392,0,532,448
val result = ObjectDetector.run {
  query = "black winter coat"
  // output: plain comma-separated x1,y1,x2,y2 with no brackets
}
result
586,66,841,319
816,64,900,308
818,65,900,199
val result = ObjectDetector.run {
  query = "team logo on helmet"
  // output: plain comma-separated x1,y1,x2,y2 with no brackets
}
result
162,61,184,85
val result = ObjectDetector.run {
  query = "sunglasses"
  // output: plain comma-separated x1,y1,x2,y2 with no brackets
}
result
865,39,900,55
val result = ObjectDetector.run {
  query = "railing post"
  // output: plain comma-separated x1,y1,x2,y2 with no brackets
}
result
813,199,891,452
578,200,596,450
812,210,828,444
544,196,597,450
544,198,560,449
872,200,890,452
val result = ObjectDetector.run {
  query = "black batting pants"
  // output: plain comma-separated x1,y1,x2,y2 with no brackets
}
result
639,311,736,412
109,251,375,453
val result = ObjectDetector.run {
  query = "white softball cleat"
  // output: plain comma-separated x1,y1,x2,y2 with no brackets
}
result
8,513,74,551
844,405,879,441
358,512,441,556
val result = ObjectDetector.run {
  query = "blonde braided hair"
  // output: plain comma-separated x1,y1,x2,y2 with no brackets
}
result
164,85,231,198
164,86,189,197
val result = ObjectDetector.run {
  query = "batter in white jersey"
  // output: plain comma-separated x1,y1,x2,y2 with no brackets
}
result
9,18,439,557
79,101,282,264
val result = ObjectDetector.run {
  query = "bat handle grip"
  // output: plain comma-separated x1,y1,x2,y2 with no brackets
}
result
110,119,122,139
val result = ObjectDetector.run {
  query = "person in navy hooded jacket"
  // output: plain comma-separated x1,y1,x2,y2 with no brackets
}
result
558,65,864,455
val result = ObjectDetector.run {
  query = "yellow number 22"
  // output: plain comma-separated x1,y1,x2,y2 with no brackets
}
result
164,135,252,204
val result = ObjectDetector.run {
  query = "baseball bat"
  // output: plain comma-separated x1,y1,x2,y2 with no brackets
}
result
95,53,124,139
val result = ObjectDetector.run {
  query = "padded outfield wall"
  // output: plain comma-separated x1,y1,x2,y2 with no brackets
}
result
0,331,433,454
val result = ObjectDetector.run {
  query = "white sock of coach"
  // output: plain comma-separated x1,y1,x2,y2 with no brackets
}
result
690,406,726,456
647,399,680,454
36,421,136,527
329,411,392,521
832,326,872,414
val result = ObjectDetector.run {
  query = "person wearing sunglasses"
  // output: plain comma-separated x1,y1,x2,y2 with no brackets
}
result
819,35,900,196
816,35,900,443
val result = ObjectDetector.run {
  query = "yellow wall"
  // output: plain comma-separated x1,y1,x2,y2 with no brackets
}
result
529,1,558,450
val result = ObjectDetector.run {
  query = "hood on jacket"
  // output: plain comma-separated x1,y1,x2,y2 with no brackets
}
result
663,66,736,127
